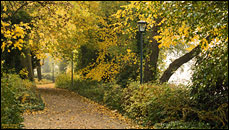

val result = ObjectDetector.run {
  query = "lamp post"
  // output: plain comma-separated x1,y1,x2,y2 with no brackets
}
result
71,51,74,88
137,20,147,84
52,61,55,83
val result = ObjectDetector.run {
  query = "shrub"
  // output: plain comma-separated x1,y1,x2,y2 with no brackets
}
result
55,73,227,129
115,64,139,87
55,73,71,89
1,73,45,129
34,78,53,85
42,73,53,81
1,75,24,129
102,83,124,111
153,121,211,129
16,79,45,111
55,73,103,102
122,82,192,126
190,42,228,128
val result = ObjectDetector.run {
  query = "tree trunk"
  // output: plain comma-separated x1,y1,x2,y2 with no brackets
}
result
20,48,34,81
26,49,34,81
37,60,42,81
144,38,160,82
143,18,162,83
159,45,201,83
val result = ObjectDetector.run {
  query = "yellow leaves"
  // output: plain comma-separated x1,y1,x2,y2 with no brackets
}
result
81,46,138,82
201,38,209,51
39,33,45,37
14,40,23,50
185,44,196,51
12,35,17,39
158,18,166,26
114,10,123,19
29,40,33,45
3,6,7,11
153,14,158,19
215,37,220,43
7,40,13,45
84,61,120,82
127,49,131,53
178,22,190,37
15,26,24,34
18,39,24,43
156,27,176,48
1,22,26,52
190,35,200,43
21,93,30,103
153,35,162,41
56,8,66,16
19,68,29,78
1,42,6,52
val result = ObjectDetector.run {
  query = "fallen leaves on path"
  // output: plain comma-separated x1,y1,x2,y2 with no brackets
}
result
23,83,141,129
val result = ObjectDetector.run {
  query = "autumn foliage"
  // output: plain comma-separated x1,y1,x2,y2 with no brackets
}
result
1,1,228,129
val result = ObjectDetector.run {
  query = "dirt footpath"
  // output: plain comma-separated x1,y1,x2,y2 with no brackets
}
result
23,83,137,129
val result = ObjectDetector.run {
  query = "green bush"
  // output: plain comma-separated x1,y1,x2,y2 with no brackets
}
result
115,64,139,87
42,73,53,81
102,83,124,111
34,78,53,85
122,82,192,126
1,73,45,129
55,73,103,102
16,80,45,111
55,73,72,89
55,73,227,129
1,75,24,129
153,121,211,129
190,42,228,128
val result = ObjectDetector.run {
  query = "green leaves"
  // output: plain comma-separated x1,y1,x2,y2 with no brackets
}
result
190,41,228,127
1,73,45,129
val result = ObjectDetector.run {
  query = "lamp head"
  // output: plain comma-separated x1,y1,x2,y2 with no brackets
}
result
137,20,147,32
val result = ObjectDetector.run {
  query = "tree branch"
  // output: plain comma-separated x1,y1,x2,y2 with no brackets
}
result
11,1,29,18
159,35,212,83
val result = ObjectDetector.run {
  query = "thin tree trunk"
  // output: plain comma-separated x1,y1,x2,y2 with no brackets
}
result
143,18,162,83
37,60,42,81
20,48,34,81
144,38,159,82
26,49,34,81
159,45,201,83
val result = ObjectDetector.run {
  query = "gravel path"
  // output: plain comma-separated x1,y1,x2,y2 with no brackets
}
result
23,83,136,129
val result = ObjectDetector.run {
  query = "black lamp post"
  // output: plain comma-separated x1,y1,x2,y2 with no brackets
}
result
52,61,55,83
137,20,147,84
71,51,74,88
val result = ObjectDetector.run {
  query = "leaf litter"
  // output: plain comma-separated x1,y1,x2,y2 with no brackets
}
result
23,83,143,129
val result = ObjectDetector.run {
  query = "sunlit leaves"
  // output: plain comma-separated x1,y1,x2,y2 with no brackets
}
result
112,1,228,53
1,20,30,52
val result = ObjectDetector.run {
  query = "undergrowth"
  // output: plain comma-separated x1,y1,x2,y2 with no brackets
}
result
55,73,228,129
1,73,45,129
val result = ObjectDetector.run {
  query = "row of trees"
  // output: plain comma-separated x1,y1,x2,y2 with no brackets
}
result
1,1,73,80
1,1,228,85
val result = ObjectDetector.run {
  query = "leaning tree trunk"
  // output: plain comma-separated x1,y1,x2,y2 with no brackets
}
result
159,45,201,83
